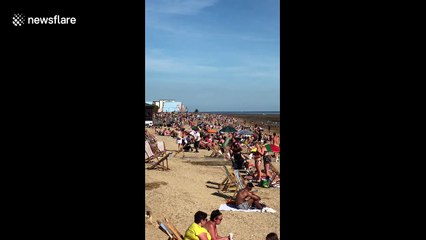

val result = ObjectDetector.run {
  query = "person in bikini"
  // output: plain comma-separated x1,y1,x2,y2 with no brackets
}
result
253,142,265,182
261,144,273,182
235,182,264,210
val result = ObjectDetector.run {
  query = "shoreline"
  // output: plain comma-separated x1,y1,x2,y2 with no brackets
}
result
217,113,280,136
152,112,280,137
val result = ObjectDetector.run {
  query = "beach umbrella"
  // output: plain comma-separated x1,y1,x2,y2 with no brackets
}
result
264,144,280,153
219,126,237,133
192,126,200,131
238,129,254,135
207,129,217,133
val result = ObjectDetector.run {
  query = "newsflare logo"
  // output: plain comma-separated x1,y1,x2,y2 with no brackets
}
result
12,13,77,27
12,13,25,26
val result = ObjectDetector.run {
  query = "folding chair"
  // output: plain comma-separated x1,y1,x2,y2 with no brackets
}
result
231,169,247,199
145,140,161,163
156,218,184,240
219,166,243,193
233,169,246,190
219,166,233,192
146,152,171,171
156,141,168,157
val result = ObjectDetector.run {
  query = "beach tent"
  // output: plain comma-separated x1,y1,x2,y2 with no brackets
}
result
219,126,237,133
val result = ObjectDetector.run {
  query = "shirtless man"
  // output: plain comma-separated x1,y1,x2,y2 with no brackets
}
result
235,182,264,210
205,210,230,240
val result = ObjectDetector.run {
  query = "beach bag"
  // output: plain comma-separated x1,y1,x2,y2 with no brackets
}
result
260,179,269,188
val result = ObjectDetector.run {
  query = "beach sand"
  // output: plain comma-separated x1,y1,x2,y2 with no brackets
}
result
145,126,281,239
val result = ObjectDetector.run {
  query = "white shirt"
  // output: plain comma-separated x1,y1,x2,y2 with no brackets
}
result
194,132,201,141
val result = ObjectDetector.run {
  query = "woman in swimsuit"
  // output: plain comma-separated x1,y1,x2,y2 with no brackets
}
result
253,142,264,182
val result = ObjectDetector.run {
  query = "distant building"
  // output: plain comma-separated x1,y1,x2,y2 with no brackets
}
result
147,99,186,113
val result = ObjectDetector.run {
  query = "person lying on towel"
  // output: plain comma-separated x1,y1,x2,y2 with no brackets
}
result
235,182,265,210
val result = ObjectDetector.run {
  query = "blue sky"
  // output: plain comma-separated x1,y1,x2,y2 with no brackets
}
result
146,0,280,112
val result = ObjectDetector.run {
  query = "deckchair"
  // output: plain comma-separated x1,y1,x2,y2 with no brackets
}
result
156,141,167,157
233,169,246,190
146,152,171,171
230,169,248,199
219,166,245,193
157,218,184,240
145,140,161,163
157,221,174,239
219,165,236,192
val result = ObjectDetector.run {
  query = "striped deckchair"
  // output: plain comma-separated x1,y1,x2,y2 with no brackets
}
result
145,140,160,163
220,166,246,194
156,141,167,157
157,218,184,240
146,152,171,171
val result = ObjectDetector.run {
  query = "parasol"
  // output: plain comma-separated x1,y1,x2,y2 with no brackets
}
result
238,129,254,135
219,126,237,133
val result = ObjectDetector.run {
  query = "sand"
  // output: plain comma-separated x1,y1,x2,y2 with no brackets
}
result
145,127,281,240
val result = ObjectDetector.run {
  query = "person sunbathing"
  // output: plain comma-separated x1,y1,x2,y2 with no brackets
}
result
210,141,223,157
163,128,171,136
223,147,232,161
235,182,264,210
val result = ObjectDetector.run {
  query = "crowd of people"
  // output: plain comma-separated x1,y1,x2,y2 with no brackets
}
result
147,112,281,239
149,112,281,185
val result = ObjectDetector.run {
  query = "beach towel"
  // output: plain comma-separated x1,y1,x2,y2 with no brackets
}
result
218,204,277,213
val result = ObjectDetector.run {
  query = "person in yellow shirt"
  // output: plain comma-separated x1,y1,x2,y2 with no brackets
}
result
184,211,212,240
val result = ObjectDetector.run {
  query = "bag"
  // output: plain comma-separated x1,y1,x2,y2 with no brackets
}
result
260,179,269,188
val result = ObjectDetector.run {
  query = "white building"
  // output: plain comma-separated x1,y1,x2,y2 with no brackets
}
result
149,99,187,112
